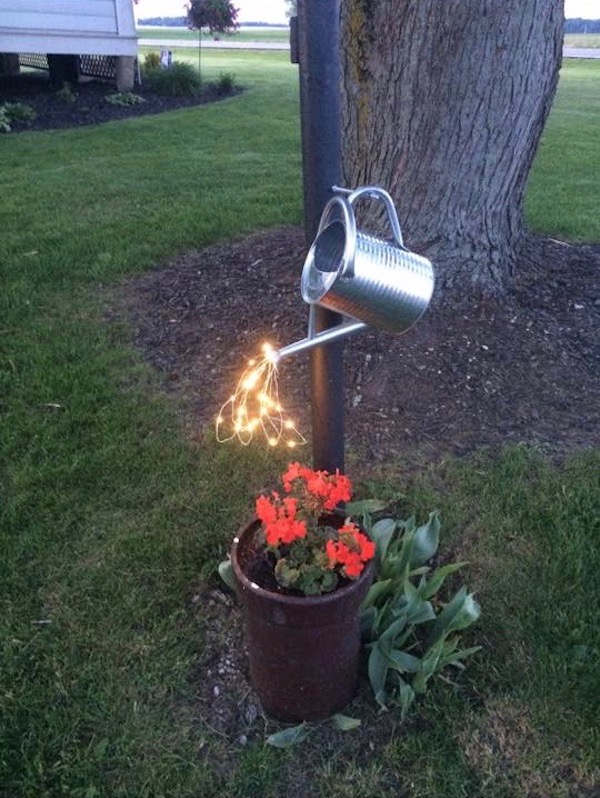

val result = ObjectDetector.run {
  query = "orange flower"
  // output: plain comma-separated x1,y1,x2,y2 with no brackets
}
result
255,494,277,523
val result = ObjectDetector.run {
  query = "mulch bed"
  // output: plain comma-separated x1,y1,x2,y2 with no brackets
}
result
0,71,237,132
120,229,599,470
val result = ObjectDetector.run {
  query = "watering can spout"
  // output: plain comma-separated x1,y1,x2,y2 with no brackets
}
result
270,308,367,363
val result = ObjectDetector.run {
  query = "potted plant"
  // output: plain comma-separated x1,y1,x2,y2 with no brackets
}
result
227,463,376,723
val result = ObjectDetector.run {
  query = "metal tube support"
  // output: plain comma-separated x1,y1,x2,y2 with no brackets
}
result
297,0,345,473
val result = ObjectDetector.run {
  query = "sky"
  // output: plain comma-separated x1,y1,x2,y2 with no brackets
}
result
135,0,289,25
135,0,599,24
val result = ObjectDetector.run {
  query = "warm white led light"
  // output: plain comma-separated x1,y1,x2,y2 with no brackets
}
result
216,345,307,448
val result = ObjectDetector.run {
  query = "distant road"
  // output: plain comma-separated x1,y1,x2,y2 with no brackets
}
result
563,47,600,58
138,38,289,50
140,38,600,58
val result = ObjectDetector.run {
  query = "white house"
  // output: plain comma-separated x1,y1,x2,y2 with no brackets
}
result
0,0,137,89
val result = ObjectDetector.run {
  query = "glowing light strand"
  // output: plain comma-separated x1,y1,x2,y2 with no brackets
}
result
216,344,307,448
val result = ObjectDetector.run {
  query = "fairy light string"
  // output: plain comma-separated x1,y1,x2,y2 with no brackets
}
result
216,343,307,448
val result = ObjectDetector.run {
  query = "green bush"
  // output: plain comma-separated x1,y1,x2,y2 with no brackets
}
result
105,91,146,107
145,62,202,97
142,51,161,72
54,82,77,104
216,71,236,94
0,102,36,132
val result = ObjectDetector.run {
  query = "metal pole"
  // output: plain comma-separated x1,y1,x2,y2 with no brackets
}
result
296,0,345,473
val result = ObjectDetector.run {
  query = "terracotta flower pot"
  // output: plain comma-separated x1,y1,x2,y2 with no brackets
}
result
231,518,374,722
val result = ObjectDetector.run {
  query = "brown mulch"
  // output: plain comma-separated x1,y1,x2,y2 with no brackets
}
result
120,227,599,469
0,71,237,132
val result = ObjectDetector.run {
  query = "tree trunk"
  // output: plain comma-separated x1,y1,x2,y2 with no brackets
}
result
340,0,564,298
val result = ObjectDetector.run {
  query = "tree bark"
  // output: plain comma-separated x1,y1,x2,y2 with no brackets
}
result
340,0,564,298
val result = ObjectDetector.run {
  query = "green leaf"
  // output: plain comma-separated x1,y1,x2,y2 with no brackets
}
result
368,643,389,707
360,605,377,639
370,517,397,562
217,559,236,591
362,578,392,609
331,713,362,731
409,565,431,577
379,614,408,642
410,511,440,567
387,648,421,673
427,588,481,648
345,499,388,516
439,645,482,668
394,528,416,578
406,600,436,625
419,562,467,600
398,677,416,719
266,723,311,748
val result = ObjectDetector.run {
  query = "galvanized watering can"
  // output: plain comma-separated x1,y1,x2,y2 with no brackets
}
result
302,185,434,332
272,186,434,362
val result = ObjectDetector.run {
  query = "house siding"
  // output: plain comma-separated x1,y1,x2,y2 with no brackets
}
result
0,0,136,56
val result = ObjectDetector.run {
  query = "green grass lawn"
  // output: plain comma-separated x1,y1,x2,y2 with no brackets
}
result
564,32,600,48
137,25,290,43
525,59,600,241
1,51,598,797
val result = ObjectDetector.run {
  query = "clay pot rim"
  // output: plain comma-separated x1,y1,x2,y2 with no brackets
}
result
231,517,375,608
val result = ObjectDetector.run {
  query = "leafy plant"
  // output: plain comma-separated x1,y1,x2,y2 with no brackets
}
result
351,506,481,717
216,71,236,93
0,106,10,133
145,62,202,97
0,102,36,132
143,51,161,71
106,91,146,107
266,714,361,748
252,463,375,596
54,82,77,104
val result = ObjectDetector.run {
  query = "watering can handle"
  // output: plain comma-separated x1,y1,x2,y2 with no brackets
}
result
333,185,405,249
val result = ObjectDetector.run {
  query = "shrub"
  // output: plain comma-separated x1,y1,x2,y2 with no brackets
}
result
143,51,161,72
0,107,11,133
106,91,146,107
216,71,236,94
54,82,77,104
145,62,202,97
0,102,36,133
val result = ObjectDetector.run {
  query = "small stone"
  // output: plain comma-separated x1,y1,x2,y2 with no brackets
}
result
238,734,248,746
212,686,220,697
244,703,259,724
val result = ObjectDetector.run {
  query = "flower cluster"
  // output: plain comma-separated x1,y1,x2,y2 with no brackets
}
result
326,521,376,578
254,463,375,595
281,462,352,512
255,494,306,546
